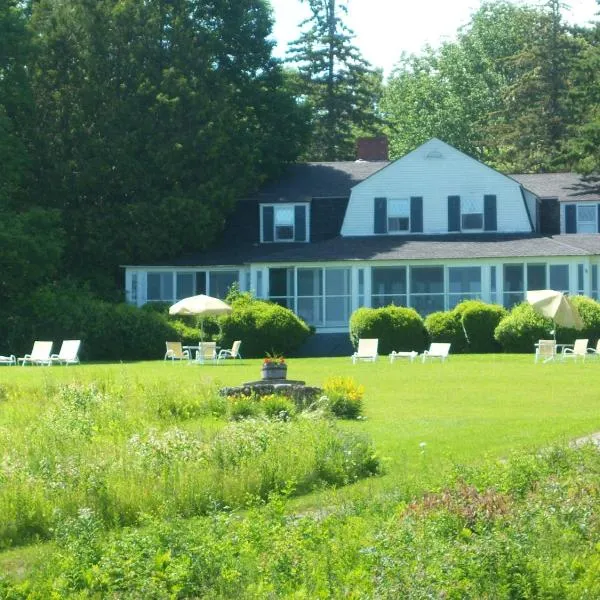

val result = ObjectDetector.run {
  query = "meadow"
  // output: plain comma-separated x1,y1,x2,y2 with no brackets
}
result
0,355,599,597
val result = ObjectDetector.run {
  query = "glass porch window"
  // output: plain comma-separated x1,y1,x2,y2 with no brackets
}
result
358,268,365,307
209,271,238,299
176,272,195,300
549,265,569,293
490,266,497,304
448,266,481,309
592,265,598,300
269,268,295,310
410,266,444,315
577,264,585,295
324,269,351,327
297,268,323,326
503,264,524,308
371,267,407,308
147,272,174,301
526,264,546,291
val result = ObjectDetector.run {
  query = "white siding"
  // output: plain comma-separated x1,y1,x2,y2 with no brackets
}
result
521,188,538,232
342,139,533,236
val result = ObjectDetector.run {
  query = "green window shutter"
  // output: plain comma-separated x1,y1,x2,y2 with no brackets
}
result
262,206,274,241
484,195,497,231
374,197,387,234
294,205,307,241
448,196,461,232
564,204,576,233
410,197,423,232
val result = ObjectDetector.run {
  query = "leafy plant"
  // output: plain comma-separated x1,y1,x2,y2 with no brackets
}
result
323,376,365,419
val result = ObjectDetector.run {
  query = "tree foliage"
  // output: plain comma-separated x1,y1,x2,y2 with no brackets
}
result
286,0,383,160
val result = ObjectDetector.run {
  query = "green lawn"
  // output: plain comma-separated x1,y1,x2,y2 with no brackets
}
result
2,354,598,499
1,355,599,591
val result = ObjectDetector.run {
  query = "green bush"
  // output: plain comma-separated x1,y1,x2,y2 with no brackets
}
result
349,305,428,355
569,295,600,347
424,310,467,353
459,301,507,353
219,296,311,358
323,376,364,419
494,303,552,353
5,283,199,360
261,394,296,421
424,301,507,354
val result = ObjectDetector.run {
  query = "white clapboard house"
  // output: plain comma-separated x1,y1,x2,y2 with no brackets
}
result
124,138,600,337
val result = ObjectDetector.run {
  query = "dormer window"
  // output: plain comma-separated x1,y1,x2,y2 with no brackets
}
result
388,199,410,232
461,197,484,231
374,196,423,234
448,195,497,233
274,206,294,240
261,204,308,243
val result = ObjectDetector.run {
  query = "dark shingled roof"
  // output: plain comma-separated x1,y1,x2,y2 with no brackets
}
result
254,161,388,202
140,234,600,267
511,173,600,202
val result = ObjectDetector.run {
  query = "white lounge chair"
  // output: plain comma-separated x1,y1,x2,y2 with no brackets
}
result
351,338,378,363
193,341,217,364
164,341,190,362
561,338,588,361
17,341,53,366
217,340,242,362
535,339,556,363
50,340,81,365
421,342,451,363
587,339,600,357
0,354,16,366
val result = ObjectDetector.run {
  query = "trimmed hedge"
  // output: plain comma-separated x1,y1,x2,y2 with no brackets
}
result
219,296,311,358
424,301,507,354
494,296,600,353
2,283,201,361
349,305,428,355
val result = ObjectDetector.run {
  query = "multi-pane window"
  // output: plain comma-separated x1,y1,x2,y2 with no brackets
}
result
461,197,484,230
527,264,546,291
448,267,481,308
274,206,295,241
269,268,295,310
592,265,598,300
578,264,585,295
208,271,238,299
410,266,444,315
388,199,410,232
503,264,524,308
176,272,195,300
549,265,569,293
371,267,407,308
147,272,174,301
577,205,596,233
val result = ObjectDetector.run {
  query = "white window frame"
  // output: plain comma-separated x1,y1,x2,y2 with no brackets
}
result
461,197,484,232
577,204,596,233
387,198,410,233
261,203,310,243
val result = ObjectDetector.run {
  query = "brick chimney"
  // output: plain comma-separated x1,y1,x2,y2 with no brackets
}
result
356,136,389,161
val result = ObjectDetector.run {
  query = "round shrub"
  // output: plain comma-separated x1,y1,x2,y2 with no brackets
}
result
494,303,552,353
349,306,428,355
569,296,600,347
424,310,467,353
460,302,507,353
219,297,311,358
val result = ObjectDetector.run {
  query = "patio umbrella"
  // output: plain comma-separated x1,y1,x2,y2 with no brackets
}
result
526,289,584,333
169,294,232,340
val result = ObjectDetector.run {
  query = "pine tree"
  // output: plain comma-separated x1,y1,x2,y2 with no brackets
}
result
286,0,383,161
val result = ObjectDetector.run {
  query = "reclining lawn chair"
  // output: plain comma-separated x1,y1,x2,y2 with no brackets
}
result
50,340,81,365
351,338,378,363
18,341,53,366
421,342,451,363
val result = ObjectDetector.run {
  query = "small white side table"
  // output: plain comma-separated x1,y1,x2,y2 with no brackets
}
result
389,351,418,363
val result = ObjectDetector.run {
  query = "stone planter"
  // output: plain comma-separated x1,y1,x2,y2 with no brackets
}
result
261,363,287,381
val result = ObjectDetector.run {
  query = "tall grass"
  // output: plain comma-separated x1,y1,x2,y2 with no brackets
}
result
0,378,378,550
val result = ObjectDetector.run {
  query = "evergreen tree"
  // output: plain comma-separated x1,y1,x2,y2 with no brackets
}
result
286,0,383,161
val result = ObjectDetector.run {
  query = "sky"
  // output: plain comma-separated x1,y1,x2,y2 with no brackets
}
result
269,0,599,76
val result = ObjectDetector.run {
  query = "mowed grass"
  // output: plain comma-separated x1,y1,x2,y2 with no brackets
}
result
1,353,598,501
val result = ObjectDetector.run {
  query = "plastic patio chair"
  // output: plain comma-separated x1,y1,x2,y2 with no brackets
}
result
50,340,81,365
17,341,53,366
351,339,378,363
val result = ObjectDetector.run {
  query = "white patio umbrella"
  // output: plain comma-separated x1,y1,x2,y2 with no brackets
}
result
526,289,584,333
169,294,232,340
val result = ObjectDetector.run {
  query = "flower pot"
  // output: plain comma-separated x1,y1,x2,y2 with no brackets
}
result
261,364,287,381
